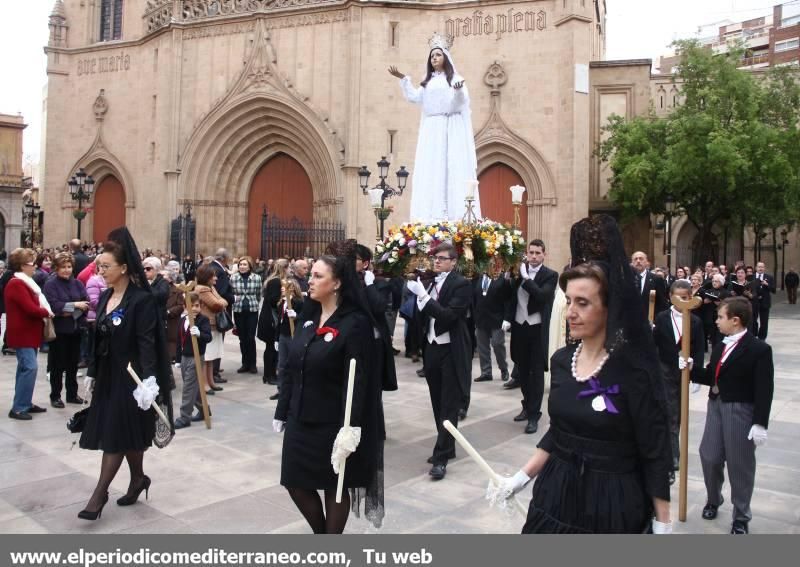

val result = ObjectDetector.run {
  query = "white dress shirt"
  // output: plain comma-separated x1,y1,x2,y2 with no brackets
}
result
515,264,543,326
418,272,452,344
720,328,747,364
669,306,683,343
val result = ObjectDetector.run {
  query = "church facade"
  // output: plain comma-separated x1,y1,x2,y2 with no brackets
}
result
42,0,659,269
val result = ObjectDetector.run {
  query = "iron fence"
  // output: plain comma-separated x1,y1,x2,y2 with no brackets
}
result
260,206,344,260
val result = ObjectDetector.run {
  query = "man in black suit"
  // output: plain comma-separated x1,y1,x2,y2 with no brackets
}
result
406,243,472,480
752,262,775,340
693,296,774,535
505,239,558,434
211,249,235,381
69,239,90,277
631,251,669,320
472,272,511,383
652,279,705,482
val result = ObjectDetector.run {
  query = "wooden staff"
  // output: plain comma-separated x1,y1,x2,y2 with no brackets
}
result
670,293,702,522
126,364,170,425
648,289,656,323
444,420,527,516
336,358,357,503
177,281,211,429
283,280,296,337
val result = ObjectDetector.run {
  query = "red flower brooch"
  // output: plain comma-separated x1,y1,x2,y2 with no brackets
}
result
316,326,340,342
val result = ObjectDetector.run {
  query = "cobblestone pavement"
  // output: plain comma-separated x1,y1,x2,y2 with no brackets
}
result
1,297,798,534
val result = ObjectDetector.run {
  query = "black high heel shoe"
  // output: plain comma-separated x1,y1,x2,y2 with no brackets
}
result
116,475,151,506
78,492,108,521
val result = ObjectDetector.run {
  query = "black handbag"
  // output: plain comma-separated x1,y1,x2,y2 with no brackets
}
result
67,406,90,433
215,310,234,333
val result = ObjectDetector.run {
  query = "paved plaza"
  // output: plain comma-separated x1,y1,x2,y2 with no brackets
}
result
1,298,799,535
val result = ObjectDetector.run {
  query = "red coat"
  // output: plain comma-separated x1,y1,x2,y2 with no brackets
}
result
3,278,50,348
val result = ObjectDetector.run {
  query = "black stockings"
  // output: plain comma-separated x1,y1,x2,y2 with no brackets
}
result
287,488,351,534
85,450,145,511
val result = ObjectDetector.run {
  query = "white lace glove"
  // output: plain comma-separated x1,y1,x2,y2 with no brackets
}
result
331,426,362,474
690,383,702,394
189,325,200,337
364,271,375,286
678,356,693,370
486,469,530,511
83,375,95,396
406,277,427,297
274,341,279,352
272,419,285,433
501,320,512,332
133,376,159,411
519,263,530,280
652,519,673,534
748,424,768,447
286,309,297,318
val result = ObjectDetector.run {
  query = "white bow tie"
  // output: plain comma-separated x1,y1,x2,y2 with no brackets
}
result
722,336,738,345
435,273,448,283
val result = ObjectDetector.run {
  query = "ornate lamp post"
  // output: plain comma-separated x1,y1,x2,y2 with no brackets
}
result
68,168,95,240
358,156,409,240
780,228,789,290
509,185,526,230
665,195,676,276
21,190,41,248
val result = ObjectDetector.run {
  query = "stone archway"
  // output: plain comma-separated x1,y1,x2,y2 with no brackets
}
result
92,174,126,243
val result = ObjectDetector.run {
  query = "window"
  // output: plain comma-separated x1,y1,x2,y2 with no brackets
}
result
100,0,124,41
775,38,800,53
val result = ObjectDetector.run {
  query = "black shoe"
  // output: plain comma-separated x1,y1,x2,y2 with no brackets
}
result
458,408,467,420
426,456,435,464
67,396,85,405
248,367,259,374
191,411,210,422
78,492,108,521
236,366,248,374
210,385,223,392
215,377,228,384
205,390,215,396
513,410,529,422
524,419,538,434
392,348,401,356
117,476,151,506
411,355,420,363
8,410,32,421
2,348,16,356
702,502,721,520
730,520,749,534
429,464,447,480
50,398,65,409
416,368,426,378
174,419,190,430
473,375,492,382
269,392,280,400
266,377,278,386
501,371,510,382
503,378,520,390
27,404,47,414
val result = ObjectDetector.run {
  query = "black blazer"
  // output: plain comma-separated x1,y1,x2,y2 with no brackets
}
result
364,279,398,392
211,260,235,308
652,308,705,383
472,274,511,331
275,304,373,426
754,273,776,308
636,270,669,319
176,313,212,358
695,332,774,427
505,265,558,368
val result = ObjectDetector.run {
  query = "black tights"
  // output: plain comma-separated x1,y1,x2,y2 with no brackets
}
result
287,488,350,534
85,450,146,511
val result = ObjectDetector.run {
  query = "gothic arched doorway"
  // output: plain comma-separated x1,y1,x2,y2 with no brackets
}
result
478,163,527,228
247,153,313,259
92,175,126,243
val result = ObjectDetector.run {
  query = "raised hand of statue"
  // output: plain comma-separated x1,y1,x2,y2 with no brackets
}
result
453,80,465,90
388,66,406,79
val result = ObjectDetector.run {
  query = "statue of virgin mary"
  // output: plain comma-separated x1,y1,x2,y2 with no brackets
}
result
388,33,481,223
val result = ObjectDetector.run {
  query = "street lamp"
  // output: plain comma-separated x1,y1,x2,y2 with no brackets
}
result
21,191,41,248
68,168,95,240
780,228,789,290
665,195,676,275
358,156,409,240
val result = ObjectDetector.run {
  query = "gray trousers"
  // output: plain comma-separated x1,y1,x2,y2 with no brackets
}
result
476,326,508,378
659,361,681,469
699,397,757,523
179,356,203,422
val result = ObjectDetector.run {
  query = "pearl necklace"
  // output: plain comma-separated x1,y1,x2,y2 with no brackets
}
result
571,341,610,383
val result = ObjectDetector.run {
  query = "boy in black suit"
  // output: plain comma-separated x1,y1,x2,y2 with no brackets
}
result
174,292,213,429
652,279,705,483
692,296,774,534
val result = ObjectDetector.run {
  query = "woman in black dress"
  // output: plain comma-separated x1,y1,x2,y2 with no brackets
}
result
273,241,384,533
78,228,174,521
490,215,673,534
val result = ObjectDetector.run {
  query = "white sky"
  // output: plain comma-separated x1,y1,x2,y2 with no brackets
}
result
0,0,778,169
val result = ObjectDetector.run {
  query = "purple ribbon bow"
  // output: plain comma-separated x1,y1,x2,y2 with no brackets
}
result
577,378,621,414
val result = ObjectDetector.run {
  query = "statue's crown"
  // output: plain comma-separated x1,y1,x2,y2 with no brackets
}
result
428,31,453,52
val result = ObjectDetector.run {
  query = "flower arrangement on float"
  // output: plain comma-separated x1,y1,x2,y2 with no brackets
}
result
373,219,526,278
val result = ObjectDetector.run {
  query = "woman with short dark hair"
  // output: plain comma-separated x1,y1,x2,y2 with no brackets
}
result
231,255,262,374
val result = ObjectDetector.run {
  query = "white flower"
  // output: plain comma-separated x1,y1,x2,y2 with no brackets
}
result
376,244,385,253
398,238,406,246
423,233,432,243
388,257,397,264
435,231,443,239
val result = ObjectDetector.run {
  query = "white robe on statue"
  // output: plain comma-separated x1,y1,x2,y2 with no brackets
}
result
400,70,480,223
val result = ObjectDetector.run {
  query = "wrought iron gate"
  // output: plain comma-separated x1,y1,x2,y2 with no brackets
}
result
170,205,196,260
260,206,344,260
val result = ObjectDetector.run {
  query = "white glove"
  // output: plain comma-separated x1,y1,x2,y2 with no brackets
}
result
501,320,512,332
274,341,279,352
133,376,160,411
652,519,673,534
364,271,375,286
748,424,768,447
286,309,297,318
83,375,95,396
519,263,530,280
678,356,693,371
331,426,362,474
486,469,530,511
406,277,427,298
272,419,285,433
690,383,702,394
189,325,200,337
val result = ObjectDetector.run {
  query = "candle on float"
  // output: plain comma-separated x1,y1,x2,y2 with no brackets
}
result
509,185,526,205
465,180,479,201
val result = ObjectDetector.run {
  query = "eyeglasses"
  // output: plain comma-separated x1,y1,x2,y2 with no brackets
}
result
98,264,118,271
433,255,454,262
24,262,35,267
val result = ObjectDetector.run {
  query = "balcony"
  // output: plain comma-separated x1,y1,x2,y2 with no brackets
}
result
738,53,770,67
